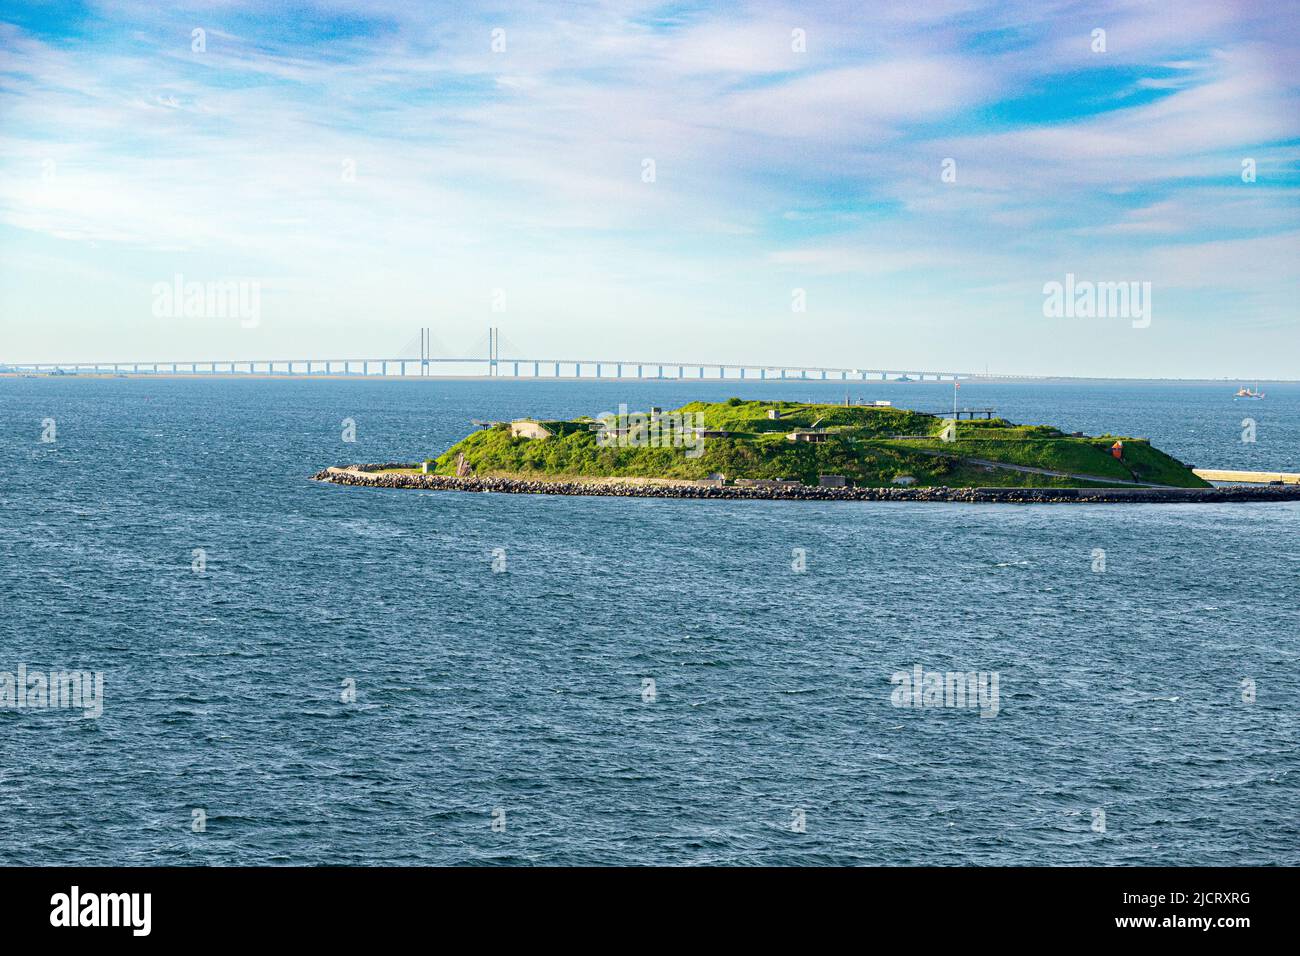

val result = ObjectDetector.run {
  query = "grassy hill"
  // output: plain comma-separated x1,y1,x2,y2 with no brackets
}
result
427,399,1208,489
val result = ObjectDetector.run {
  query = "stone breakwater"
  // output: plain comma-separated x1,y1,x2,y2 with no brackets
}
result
312,466,1300,504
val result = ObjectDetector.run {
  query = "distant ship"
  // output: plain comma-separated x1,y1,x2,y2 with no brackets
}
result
1234,384,1265,400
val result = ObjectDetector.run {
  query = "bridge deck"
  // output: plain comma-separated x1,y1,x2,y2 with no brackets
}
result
1,358,1022,381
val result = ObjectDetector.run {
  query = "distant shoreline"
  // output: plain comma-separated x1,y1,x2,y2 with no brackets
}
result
312,466,1300,504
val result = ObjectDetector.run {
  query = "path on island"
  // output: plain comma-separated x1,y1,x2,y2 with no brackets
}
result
901,447,1183,488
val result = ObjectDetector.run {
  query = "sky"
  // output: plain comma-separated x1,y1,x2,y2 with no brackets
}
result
0,0,1297,378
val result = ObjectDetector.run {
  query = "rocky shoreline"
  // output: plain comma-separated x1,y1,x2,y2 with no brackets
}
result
311,465,1300,504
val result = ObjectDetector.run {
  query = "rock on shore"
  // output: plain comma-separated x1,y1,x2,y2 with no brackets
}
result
311,465,1300,504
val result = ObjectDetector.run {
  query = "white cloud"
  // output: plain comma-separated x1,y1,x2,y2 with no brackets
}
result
0,1,1296,375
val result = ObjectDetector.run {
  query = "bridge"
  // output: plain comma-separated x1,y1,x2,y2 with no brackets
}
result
1,327,1039,382
2,358,986,381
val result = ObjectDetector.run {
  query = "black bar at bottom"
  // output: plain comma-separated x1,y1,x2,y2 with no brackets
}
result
0,866,1279,941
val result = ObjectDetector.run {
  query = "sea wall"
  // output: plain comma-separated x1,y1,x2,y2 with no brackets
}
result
312,466,1300,504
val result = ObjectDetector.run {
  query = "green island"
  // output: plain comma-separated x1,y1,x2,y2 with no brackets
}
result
401,398,1209,490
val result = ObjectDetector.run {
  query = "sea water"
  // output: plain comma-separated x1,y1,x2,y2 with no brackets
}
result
1,377,1296,864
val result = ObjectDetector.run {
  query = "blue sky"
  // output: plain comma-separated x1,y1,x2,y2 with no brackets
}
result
1,0,1297,377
